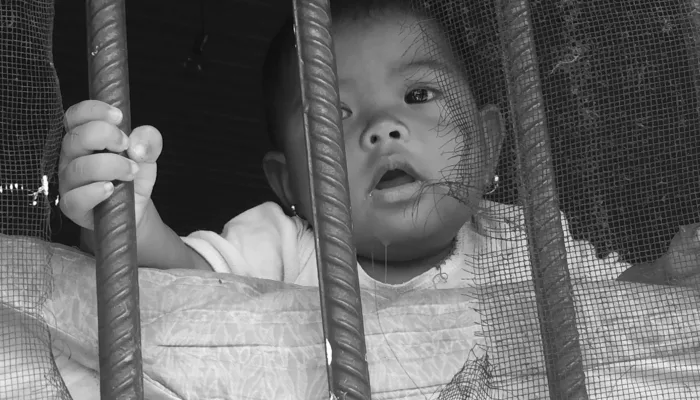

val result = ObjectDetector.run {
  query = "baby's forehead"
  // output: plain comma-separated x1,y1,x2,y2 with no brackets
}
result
276,13,461,101
332,14,458,79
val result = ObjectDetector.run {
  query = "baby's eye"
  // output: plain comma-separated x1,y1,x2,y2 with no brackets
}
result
405,88,440,104
340,105,352,120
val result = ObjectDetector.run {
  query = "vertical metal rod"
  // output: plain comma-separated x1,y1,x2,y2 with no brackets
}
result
495,0,589,398
86,1,144,399
292,0,372,398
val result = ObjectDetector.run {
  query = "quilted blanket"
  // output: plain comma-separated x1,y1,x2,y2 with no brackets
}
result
1,235,699,399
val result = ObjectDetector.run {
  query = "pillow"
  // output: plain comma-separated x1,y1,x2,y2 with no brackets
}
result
2,235,699,399
44,238,480,399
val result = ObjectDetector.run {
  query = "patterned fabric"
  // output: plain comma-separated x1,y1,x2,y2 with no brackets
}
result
45,239,480,399
1,235,698,399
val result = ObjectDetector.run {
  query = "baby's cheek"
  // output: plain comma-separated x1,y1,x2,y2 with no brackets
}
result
344,151,367,199
418,195,472,238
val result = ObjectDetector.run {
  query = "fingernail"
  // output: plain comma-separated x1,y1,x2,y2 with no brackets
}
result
120,132,129,150
104,182,114,196
130,161,140,176
109,107,123,124
133,144,146,158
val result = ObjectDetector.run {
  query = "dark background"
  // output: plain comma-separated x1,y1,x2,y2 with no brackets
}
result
50,0,289,246
47,0,700,265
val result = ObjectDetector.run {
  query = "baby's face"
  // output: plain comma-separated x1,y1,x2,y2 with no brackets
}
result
279,12,498,261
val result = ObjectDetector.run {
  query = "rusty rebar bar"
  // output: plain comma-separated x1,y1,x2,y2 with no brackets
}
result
495,0,589,398
86,0,144,399
292,0,372,398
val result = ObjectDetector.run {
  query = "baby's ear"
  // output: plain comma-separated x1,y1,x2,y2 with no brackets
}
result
479,104,505,171
262,151,296,210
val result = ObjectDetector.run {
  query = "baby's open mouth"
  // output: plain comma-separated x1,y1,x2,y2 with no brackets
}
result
375,169,416,190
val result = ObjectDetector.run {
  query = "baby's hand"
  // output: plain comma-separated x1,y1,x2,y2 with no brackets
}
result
58,100,163,232
663,223,700,288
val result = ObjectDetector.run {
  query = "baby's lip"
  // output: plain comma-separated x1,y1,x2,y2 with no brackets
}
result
369,158,424,193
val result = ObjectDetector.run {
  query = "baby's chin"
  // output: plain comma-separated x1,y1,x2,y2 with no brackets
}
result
352,196,472,260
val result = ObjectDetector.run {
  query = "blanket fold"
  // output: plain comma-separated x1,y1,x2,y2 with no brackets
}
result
1,235,699,400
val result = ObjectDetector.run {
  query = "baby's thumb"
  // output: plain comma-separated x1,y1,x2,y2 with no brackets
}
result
127,125,163,164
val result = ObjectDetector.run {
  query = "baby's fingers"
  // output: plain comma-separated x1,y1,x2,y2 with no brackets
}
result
61,121,129,169
59,181,115,230
59,153,139,195
64,100,122,131
126,125,163,164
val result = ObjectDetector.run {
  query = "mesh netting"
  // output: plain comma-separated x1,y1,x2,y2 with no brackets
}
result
0,0,70,398
414,0,700,398
1,0,700,399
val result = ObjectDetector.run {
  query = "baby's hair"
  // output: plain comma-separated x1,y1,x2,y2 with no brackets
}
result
261,0,505,153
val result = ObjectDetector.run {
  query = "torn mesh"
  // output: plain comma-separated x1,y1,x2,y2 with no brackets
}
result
0,0,70,398
410,0,700,398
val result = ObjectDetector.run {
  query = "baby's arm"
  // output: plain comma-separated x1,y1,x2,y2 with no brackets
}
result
125,201,213,271
79,201,213,271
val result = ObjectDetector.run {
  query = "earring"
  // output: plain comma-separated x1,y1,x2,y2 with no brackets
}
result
290,204,297,216
484,175,500,195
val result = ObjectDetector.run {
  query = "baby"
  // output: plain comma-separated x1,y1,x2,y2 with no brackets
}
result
58,0,699,288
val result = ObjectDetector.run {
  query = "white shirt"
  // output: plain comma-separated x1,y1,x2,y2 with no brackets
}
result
181,200,629,290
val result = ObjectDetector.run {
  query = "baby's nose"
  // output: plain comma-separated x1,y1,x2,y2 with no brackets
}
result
361,119,409,150
367,129,401,144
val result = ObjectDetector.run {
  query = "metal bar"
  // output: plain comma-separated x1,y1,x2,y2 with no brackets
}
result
291,0,372,398
495,0,589,398
86,1,144,399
